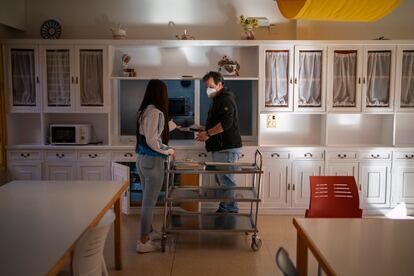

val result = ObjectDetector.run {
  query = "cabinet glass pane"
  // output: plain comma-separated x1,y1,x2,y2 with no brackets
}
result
298,51,322,107
265,51,289,107
333,51,357,107
46,49,71,106
79,49,103,106
400,51,414,108
366,51,391,107
10,49,36,106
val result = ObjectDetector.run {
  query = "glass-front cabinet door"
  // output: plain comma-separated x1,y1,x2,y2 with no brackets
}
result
294,46,326,112
6,45,41,112
41,46,75,112
362,45,396,112
327,46,363,112
262,45,294,111
75,46,108,112
395,45,414,112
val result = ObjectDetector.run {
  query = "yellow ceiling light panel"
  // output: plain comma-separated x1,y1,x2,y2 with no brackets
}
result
276,0,401,22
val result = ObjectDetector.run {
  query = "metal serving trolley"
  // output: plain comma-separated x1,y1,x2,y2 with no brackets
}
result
161,150,263,252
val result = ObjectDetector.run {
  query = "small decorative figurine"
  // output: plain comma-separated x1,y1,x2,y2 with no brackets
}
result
218,56,240,76
121,54,136,77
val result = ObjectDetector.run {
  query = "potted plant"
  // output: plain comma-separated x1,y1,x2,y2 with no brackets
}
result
239,15,259,40
218,56,240,76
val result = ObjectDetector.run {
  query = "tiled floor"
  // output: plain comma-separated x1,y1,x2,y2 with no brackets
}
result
103,214,320,276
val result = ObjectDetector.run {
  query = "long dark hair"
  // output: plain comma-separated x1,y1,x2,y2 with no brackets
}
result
136,79,169,145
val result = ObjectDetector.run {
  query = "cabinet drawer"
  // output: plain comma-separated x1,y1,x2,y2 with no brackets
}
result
112,150,136,160
327,151,358,161
45,151,77,162
8,150,42,161
360,151,391,160
293,150,324,160
394,151,414,161
262,151,291,160
78,151,110,161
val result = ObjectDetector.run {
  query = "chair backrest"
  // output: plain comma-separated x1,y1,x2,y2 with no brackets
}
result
275,247,299,276
72,209,115,276
306,176,362,218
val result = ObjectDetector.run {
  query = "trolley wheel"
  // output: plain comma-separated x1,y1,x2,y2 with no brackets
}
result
251,236,262,251
161,234,167,253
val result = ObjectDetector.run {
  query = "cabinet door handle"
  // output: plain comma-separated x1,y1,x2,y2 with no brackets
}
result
294,78,297,84
71,76,74,83
405,154,414,159
287,184,290,190
88,154,98,159
304,153,313,158
371,154,380,159
36,77,40,84
363,77,366,84
289,78,293,84
124,152,133,157
271,153,280,158
337,154,347,159
76,77,79,84
358,77,361,84
198,153,207,158
56,153,65,158
292,184,295,191
20,153,30,158
359,184,362,191
240,154,245,158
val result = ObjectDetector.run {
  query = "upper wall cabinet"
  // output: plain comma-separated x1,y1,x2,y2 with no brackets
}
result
45,45,108,112
294,45,327,112
4,45,42,113
395,45,414,112
327,45,363,112
362,45,396,113
261,45,294,112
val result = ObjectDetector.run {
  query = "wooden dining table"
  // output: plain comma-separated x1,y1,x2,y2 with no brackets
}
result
0,180,129,276
293,217,414,276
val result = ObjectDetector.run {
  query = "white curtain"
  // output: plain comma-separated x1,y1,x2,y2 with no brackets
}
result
366,51,391,107
265,51,289,106
80,50,103,106
46,50,71,106
401,51,414,107
298,51,322,106
11,50,36,106
333,52,357,107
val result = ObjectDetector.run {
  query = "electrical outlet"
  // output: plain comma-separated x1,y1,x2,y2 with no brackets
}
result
267,114,277,128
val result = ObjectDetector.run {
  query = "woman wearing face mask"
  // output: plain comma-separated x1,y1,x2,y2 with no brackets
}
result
196,71,242,213
135,79,177,253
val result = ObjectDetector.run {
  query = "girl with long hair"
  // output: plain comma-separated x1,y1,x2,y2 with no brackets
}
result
135,79,176,253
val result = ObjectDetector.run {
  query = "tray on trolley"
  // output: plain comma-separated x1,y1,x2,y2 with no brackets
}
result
167,186,260,202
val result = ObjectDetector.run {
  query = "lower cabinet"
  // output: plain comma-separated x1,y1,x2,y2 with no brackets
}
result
359,162,391,208
77,162,109,181
291,161,324,208
392,163,414,206
326,162,358,177
112,162,131,214
44,163,76,181
8,162,42,180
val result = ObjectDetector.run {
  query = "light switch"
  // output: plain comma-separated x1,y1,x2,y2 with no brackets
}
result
267,114,277,128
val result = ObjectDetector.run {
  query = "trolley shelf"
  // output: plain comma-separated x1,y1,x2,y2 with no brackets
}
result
167,164,262,174
166,212,256,232
167,186,260,202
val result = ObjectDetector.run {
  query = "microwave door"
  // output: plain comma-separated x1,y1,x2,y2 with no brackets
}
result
51,126,76,144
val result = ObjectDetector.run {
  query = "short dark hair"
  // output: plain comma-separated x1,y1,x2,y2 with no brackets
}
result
202,71,224,85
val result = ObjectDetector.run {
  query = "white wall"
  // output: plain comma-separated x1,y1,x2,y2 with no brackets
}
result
21,0,296,40
0,0,25,30
296,0,414,40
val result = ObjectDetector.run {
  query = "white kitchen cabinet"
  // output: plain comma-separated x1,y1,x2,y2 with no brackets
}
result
44,163,76,181
326,162,358,177
392,164,414,206
395,45,414,112
362,45,396,112
294,45,327,112
261,45,294,112
112,162,130,214
40,45,76,112
77,162,109,180
291,161,324,208
261,160,291,208
327,45,363,112
359,162,391,208
8,162,42,180
75,46,108,112
5,45,42,112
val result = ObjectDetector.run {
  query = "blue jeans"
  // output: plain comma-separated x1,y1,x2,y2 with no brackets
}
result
136,155,165,236
212,148,241,213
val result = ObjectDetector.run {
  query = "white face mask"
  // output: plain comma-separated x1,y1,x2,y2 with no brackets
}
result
206,87,218,98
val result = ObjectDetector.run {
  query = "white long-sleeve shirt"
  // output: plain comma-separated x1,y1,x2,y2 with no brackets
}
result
138,104,175,156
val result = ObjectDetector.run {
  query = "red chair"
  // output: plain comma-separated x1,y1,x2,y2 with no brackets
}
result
305,176,362,218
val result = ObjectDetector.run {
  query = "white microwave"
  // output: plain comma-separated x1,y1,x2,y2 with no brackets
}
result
49,124,92,145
